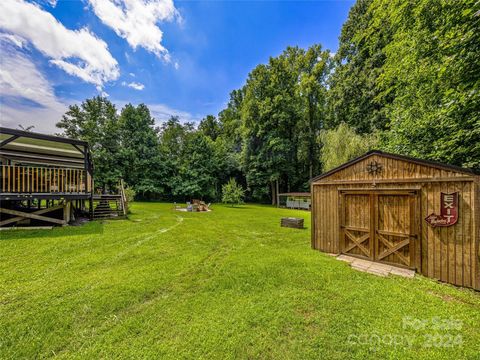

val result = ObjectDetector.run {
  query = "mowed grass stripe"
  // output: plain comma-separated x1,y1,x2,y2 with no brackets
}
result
1,203,479,359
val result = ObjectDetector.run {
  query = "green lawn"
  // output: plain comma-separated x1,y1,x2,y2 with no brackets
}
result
1,203,479,359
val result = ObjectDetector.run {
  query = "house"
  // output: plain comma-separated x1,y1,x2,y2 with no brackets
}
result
0,127,125,227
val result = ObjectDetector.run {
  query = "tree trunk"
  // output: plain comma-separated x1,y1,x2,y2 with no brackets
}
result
271,181,276,206
309,95,315,180
276,179,280,207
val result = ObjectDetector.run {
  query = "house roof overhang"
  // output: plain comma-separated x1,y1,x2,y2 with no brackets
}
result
0,127,91,169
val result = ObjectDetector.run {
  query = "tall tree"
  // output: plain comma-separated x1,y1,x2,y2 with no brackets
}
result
241,61,295,203
198,115,221,141
241,46,330,203
296,45,331,179
216,89,245,188
327,0,391,134
118,104,165,198
329,0,479,170
378,0,480,170
158,116,193,198
218,89,244,153
170,132,219,200
158,117,227,200
56,96,121,189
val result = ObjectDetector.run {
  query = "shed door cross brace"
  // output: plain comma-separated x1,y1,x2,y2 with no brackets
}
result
340,190,419,269
343,229,370,257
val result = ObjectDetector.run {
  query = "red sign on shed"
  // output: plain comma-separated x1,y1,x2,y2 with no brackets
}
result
425,192,459,227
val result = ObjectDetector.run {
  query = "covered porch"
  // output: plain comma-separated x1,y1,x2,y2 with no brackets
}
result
0,127,94,227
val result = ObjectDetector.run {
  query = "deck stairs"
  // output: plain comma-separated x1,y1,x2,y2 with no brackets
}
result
91,182,128,220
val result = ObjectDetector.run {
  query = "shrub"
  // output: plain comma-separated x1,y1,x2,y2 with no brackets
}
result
221,178,245,207
123,187,136,203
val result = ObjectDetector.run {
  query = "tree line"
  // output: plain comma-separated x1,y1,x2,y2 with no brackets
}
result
56,0,479,203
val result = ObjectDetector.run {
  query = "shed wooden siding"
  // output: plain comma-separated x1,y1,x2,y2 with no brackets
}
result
311,153,480,290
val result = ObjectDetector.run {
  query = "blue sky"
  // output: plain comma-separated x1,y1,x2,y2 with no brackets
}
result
0,0,353,132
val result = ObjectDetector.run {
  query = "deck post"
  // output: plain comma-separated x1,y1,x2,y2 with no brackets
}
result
89,198,93,219
63,201,71,224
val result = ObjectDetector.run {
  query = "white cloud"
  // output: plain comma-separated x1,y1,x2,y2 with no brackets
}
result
112,100,201,125
32,0,58,7
0,43,67,133
0,0,119,88
122,81,145,90
0,33,27,48
148,103,200,124
34,0,58,7
88,0,180,61
174,62,179,70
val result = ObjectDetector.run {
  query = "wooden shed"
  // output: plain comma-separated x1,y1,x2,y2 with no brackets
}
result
310,150,480,290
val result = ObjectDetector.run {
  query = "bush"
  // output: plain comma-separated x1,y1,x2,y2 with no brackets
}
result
221,178,245,207
123,187,136,203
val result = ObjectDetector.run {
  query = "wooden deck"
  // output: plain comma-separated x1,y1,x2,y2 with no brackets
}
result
1,165,90,199
0,127,97,227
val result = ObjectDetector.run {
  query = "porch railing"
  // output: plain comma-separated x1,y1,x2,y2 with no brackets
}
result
1,165,88,194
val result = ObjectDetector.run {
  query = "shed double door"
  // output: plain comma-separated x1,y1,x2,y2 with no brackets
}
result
340,191,419,269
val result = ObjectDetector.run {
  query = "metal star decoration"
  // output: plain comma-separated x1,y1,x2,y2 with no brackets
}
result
366,160,383,175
